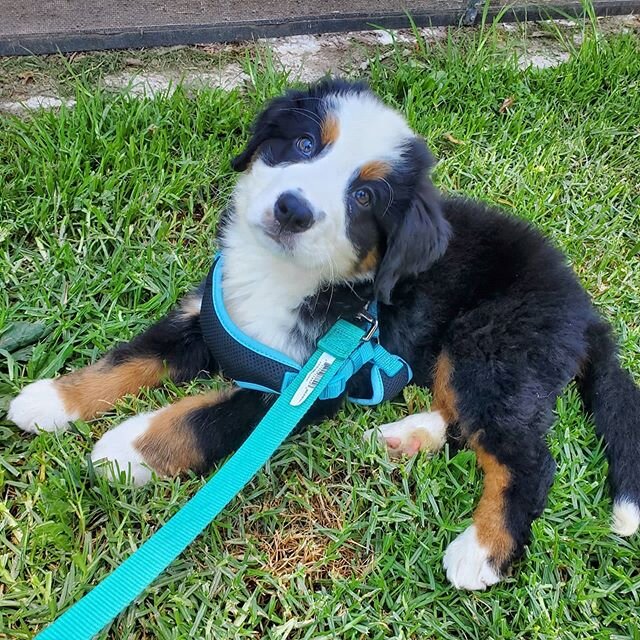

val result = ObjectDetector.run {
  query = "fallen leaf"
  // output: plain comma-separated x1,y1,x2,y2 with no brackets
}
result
19,72,34,85
10,345,34,362
499,96,515,113
443,132,464,145
198,44,222,54
0,321,48,353
124,57,144,67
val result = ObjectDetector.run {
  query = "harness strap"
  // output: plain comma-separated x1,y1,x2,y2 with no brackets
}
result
35,320,368,640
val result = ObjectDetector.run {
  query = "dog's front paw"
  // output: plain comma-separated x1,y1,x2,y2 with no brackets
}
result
8,379,79,434
443,525,503,590
91,412,156,486
363,411,447,457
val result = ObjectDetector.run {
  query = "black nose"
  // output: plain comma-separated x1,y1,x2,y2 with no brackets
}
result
273,192,315,233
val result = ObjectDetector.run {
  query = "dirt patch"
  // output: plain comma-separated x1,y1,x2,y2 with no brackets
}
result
102,63,249,96
261,27,447,81
227,492,372,581
518,50,570,69
0,94,75,114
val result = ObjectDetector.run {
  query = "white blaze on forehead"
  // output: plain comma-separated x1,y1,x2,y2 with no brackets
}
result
327,91,414,170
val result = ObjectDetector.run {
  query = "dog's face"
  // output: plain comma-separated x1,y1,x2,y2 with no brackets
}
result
231,80,450,303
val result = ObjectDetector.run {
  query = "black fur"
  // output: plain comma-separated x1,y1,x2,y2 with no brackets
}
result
107,282,217,383
231,79,368,171
374,175,451,305
577,322,640,510
188,390,345,473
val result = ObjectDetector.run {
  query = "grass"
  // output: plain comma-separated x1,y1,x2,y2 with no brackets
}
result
1,17,640,640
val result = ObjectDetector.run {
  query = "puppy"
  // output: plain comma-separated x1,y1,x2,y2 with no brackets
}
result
10,79,640,590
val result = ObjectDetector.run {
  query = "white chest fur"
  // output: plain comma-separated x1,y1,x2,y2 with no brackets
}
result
221,228,323,364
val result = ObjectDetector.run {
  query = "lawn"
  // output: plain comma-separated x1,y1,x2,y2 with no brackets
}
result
1,18,639,640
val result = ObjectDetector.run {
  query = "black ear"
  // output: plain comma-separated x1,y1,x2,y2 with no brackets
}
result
231,93,289,171
231,117,271,172
374,177,450,305
231,90,307,172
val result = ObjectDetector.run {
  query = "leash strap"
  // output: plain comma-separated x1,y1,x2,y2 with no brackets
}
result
35,319,367,640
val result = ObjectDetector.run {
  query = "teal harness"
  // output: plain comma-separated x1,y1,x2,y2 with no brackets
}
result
200,254,412,404
35,260,412,640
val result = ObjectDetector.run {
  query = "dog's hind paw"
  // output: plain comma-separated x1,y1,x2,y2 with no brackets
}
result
443,525,503,591
363,411,447,457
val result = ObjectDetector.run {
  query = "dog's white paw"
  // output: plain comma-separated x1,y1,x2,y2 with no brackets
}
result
443,525,502,590
8,379,78,434
363,411,447,457
91,412,156,486
612,499,640,537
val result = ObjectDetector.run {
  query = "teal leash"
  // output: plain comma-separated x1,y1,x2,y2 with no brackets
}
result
36,319,367,640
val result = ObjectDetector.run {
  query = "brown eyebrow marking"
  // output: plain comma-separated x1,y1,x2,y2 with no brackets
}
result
359,161,391,181
321,114,340,145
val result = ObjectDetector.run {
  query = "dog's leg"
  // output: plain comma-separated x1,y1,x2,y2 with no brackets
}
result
363,411,448,457
443,433,555,590
91,388,250,485
9,288,214,434
431,338,559,591
91,389,343,485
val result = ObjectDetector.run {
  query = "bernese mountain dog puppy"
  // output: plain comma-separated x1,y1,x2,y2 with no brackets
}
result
9,79,640,590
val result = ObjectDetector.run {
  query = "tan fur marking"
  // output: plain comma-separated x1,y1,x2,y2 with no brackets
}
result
432,352,459,424
357,248,379,274
471,437,515,565
359,160,390,182
135,390,233,476
321,114,340,145
57,358,166,420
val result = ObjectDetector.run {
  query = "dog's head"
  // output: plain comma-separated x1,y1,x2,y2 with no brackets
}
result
230,80,450,304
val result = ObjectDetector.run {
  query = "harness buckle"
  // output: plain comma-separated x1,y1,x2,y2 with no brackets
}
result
356,310,379,342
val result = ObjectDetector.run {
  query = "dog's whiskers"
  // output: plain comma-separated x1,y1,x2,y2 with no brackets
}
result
280,107,323,128
380,178,395,217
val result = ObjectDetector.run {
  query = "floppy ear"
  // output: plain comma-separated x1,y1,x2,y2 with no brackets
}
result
231,93,288,171
231,118,271,172
374,177,450,305
231,90,305,172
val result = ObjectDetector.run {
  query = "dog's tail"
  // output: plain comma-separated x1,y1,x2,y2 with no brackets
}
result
577,321,640,536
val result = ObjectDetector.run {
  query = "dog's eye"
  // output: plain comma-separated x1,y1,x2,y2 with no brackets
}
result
295,136,315,157
354,188,373,208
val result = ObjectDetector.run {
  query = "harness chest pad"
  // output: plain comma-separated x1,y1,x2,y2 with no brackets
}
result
200,262,299,394
200,256,413,404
